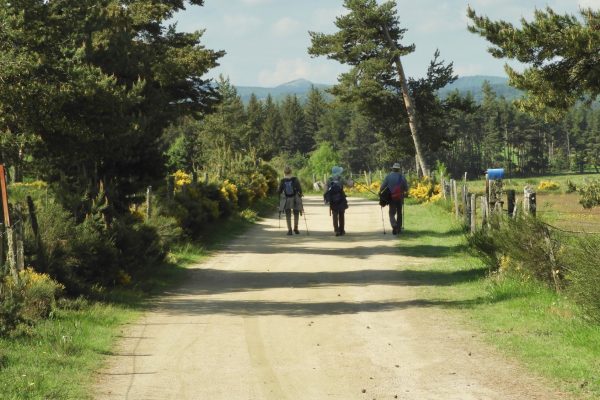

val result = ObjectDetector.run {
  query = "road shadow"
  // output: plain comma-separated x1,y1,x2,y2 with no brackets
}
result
153,297,489,317
165,267,487,297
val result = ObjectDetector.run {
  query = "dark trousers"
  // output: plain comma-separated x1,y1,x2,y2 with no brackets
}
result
285,209,299,231
332,209,345,233
389,200,403,230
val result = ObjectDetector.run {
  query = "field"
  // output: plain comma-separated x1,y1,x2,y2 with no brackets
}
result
460,173,600,232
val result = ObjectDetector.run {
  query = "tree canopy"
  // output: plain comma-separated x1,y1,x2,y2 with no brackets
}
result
467,6,600,119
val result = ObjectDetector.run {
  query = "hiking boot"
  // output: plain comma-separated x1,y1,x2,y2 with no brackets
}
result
287,230,293,235
294,228,300,234
340,230,346,236
392,227,398,235
335,231,341,237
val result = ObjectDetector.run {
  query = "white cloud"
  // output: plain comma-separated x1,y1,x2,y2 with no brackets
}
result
223,14,262,35
272,17,300,36
257,58,346,86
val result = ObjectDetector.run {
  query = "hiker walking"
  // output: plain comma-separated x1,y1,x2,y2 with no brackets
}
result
278,166,303,235
324,166,352,236
379,162,409,235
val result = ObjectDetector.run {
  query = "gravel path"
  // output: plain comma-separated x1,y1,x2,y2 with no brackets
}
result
95,196,566,400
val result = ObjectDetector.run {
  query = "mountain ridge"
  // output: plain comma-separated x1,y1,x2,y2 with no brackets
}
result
235,75,521,103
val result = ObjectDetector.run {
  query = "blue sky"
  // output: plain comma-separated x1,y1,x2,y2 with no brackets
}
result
172,0,600,87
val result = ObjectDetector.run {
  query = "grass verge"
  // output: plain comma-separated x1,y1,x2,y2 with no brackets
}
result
400,202,600,399
0,197,276,400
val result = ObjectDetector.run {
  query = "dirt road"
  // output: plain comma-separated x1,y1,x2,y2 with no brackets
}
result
95,196,565,400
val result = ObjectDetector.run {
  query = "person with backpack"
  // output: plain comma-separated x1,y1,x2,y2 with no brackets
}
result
278,166,303,235
324,166,352,236
379,162,409,235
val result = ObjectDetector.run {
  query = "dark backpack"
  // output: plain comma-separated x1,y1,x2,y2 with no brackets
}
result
283,178,296,197
325,180,344,204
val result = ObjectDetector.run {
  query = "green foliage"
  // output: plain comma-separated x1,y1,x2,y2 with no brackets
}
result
562,235,600,322
0,269,63,336
578,179,600,209
468,215,561,288
0,0,223,217
170,183,221,238
306,142,339,177
467,6,600,118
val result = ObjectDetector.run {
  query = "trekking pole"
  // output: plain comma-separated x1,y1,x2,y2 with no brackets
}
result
278,211,281,229
302,208,309,235
380,206,386,235
402,201,405,232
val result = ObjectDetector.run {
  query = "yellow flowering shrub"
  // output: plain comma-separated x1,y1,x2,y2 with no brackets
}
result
18,268,64,321
220,179,238,205
409,177,441,203
537,180,560,191
173,170,192,190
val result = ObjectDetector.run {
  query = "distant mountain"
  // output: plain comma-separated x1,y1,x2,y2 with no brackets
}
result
235,76,521,104
236,79,332,103
438,75,522,102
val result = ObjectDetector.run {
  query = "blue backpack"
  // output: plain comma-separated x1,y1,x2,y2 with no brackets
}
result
283,178,296,197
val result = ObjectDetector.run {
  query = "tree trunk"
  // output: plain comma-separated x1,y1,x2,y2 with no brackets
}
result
382,25,428,175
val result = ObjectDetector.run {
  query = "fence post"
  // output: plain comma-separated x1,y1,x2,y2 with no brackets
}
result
146,186,152,220
523,187,536,217
15,204,24,272
481,195,488,228
464,192,471,226
470,194,477,233
507,190,516,217
452,179,459,218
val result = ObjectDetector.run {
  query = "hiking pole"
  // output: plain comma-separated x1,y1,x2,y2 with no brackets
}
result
380,206,386,235
278,211,281,229
401,201,405,232
302,208,309,235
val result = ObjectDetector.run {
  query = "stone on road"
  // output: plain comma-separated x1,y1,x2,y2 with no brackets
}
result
95,196,564,400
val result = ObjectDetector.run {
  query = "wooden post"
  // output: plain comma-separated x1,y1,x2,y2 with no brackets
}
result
507,190,516,217
15,205,24,272
0,223,4,266
464,192,471,226
0,165,10,227
523,187,536,217
204,172,209,184
146,186,152,220
452,179,459,218
470,194,477,233
481,195,488,228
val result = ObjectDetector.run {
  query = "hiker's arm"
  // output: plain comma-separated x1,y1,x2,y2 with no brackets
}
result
295,178,303,196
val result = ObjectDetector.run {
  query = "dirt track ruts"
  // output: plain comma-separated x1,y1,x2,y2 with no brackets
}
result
94,196,566,400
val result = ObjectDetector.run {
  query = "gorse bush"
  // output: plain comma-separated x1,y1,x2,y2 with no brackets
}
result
468,215,562,289
537,180,560,191
0,269,63,336
560,235,600,322
578,179,600,209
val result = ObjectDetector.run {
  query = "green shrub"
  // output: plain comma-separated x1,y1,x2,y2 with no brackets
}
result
170,183,220,237
468,215,562,288
19,268,64,321
0,277,24,336
561,235,600,322
112,218,167,277
565,179,577,194
25,201,119,293
578,179,600,209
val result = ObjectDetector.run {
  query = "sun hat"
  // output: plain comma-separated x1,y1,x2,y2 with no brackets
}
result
331,166,344,176
392,162,401,170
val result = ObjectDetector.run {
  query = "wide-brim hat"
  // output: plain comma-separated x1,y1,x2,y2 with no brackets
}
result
392,162,401,169
331,166,344,176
